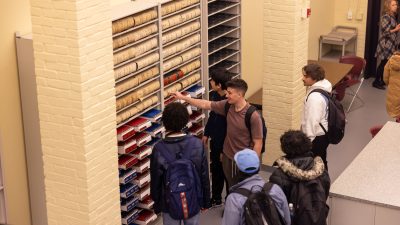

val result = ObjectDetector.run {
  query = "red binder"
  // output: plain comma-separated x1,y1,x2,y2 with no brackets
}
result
118,155,139,170
133,132,152,147
117,125,136,142
118,138,137,154
134,209,157,225
132,158,150,173
134,184,151,201
137,196,154,210
133,170,150,188
130,145,152,161
126,117,152,132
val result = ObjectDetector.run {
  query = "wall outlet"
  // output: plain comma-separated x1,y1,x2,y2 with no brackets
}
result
356,12,363,21
347,10,353,20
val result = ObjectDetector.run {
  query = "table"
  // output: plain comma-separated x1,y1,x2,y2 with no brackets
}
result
328,121,400,225
247,61,353,109
308,60,353,86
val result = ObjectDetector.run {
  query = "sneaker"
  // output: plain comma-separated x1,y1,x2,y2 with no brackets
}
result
210,198,223,208
372,82,386,90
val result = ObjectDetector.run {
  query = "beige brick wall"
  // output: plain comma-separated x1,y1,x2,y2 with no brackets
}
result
333,0,368,57
31,0,121,224
263,0,309,165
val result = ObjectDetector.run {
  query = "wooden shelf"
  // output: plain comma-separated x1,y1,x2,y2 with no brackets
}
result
114,33,159,53
164,68,201,89
208,1,240,17
114,48,160,70
163,42,201,61
208,25,239,42
209,49,239,67
162,3,200,20
164,55,201,75
209,60,239,70
162,16,201,33
208,37,239,55
116,76,160,99
115,62,160,84
164,29,201,47
116,102,161,128
113,19,158,38
208,13,240,29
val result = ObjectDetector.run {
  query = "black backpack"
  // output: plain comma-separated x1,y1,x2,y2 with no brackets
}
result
289,178,329,225
224,103,268,153
307,89,346,144
233,182,285,225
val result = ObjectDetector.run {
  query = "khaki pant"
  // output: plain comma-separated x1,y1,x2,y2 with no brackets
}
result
221,153,238,192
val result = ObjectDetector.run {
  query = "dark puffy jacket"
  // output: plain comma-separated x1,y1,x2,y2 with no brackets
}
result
269,153,330,201
150,135,211,214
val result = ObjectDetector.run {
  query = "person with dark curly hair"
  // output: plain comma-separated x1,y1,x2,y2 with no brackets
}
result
150,103,211,225
269,130,330,225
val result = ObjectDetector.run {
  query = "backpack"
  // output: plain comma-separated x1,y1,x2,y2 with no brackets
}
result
307,89,346,144
157,136,202,220
233,182,285,225
289,178,329,225
224,103,268,153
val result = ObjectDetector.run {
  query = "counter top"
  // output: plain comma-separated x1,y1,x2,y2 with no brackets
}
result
330,121,400,209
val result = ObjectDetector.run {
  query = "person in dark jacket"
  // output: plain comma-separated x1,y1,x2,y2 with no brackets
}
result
203,67,231,206
150,102,211,225
269,130,330,225
222,149,291,225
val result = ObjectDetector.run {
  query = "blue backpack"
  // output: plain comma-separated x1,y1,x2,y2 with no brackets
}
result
157,136,202,220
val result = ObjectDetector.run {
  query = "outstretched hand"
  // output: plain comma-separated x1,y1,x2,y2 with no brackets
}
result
172,91,184,100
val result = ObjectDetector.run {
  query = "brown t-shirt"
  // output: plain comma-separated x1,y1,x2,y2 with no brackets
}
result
211,100,263,159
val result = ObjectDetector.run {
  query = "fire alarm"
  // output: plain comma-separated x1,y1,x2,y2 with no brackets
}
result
307,8,311,18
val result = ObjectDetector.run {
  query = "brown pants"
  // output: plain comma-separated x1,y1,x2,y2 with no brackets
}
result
221,153,238,192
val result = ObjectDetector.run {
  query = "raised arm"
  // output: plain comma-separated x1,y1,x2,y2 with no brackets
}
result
172,91,212,110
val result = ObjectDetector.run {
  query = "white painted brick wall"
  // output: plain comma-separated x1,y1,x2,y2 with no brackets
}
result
263,0,310,165
31,0,121,224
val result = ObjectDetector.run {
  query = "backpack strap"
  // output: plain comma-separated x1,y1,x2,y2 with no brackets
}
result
224,101,231,116
305,89,330,134
244,105,257,137
263,182,273,193
232,188,252,198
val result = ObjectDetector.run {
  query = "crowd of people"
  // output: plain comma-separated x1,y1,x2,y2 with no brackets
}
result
149,63,335,225
147,0,400,224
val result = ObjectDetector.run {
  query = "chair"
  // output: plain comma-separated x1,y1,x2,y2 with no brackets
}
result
339,55,367,112
332,80,347,101
369,125,384,138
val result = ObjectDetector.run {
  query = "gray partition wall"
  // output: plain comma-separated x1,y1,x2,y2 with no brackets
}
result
15,33,48,225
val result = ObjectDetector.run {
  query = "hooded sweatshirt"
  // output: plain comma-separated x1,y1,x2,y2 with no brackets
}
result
301,79,332,141
384,52,400,119
222,174,291,225
269,154,331,204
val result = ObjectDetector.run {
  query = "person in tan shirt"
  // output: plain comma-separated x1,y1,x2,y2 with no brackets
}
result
173,78,263,189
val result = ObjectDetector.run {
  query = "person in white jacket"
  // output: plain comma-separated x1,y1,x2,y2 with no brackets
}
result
301,63,332,170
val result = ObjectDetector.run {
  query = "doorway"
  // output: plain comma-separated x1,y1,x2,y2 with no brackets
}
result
364,0,382,78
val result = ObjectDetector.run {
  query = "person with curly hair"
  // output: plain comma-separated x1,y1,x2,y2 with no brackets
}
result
269,130,330,225
374,0,400,90
150,102,211,225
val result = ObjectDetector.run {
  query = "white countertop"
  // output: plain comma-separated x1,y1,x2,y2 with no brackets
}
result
330,121,400,209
